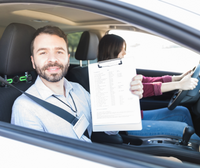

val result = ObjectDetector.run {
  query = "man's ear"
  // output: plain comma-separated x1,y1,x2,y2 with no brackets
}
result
31,56,35,69
68,54,70,58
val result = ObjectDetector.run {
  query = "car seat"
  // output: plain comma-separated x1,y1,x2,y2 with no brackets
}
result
67,31,98,92
0,23,36,123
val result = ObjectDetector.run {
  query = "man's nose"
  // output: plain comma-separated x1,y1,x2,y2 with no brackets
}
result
48,52,57,62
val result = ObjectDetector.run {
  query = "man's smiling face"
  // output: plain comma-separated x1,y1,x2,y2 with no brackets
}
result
31,33,70,82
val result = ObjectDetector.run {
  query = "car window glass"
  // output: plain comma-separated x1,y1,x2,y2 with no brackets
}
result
109,30,200,73
67,32,86,66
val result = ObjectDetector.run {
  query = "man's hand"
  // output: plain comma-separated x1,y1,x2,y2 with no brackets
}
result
130,75,143,99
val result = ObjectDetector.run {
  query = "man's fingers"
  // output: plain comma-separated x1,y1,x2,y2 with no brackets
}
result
130,84,143,91
130,80,143,88
131,90,143,99
130,75,144,99
132,75,143,82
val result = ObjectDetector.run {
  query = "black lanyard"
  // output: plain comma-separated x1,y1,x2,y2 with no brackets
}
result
52,92,89,138
52,92,77,113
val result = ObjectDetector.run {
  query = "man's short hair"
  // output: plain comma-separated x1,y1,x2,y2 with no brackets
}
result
31,26,69,56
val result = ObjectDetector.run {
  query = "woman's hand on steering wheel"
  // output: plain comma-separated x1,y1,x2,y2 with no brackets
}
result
178,72,198,91
168,64,200,110
172,70,193,82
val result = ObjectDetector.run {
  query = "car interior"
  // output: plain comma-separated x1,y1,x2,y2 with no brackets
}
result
0,2,200,165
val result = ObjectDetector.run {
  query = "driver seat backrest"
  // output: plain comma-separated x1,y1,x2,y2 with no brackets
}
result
67,31,98,92
0,23,36,123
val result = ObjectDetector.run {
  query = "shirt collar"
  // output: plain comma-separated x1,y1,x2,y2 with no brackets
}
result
35,76,73,100
64,77,73,97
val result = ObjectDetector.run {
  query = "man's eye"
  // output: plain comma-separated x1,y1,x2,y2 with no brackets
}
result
57,51,63,54
39,52,46,55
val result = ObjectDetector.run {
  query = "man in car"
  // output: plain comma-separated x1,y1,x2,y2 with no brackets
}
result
11,26,143,142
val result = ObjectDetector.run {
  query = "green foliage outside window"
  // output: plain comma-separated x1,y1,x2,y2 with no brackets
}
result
67,32,83,57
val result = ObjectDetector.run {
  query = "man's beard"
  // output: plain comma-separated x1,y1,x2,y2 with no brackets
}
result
34,62,69,82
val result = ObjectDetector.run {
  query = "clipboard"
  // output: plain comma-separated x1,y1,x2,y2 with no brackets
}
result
88,56,142,132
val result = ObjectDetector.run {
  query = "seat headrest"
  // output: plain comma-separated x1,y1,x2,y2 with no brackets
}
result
75,31,99,61
0,23,36,76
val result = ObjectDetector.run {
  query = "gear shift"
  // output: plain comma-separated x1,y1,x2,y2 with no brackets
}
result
180,126,195,146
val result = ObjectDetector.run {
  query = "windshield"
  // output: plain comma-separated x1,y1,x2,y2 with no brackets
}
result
120,0,200,31
109,30,200,73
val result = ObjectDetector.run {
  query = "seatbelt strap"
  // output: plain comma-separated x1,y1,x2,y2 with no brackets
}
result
0,76,89,138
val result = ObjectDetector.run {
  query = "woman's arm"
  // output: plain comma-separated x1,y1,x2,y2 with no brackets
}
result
161,72,198,93
131,75,165,98
142,75,172,83
143,82,162,97
172,70,192,82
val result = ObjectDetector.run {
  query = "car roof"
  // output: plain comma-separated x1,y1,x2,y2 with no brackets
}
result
0,1,131,36
0,0,199,53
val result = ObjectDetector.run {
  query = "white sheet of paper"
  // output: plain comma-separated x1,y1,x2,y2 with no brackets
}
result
89,56,142,132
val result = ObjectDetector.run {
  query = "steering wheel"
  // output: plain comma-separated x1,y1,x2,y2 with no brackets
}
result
168,64,200,110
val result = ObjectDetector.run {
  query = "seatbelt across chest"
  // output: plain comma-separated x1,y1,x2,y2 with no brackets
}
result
0,76,89,138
